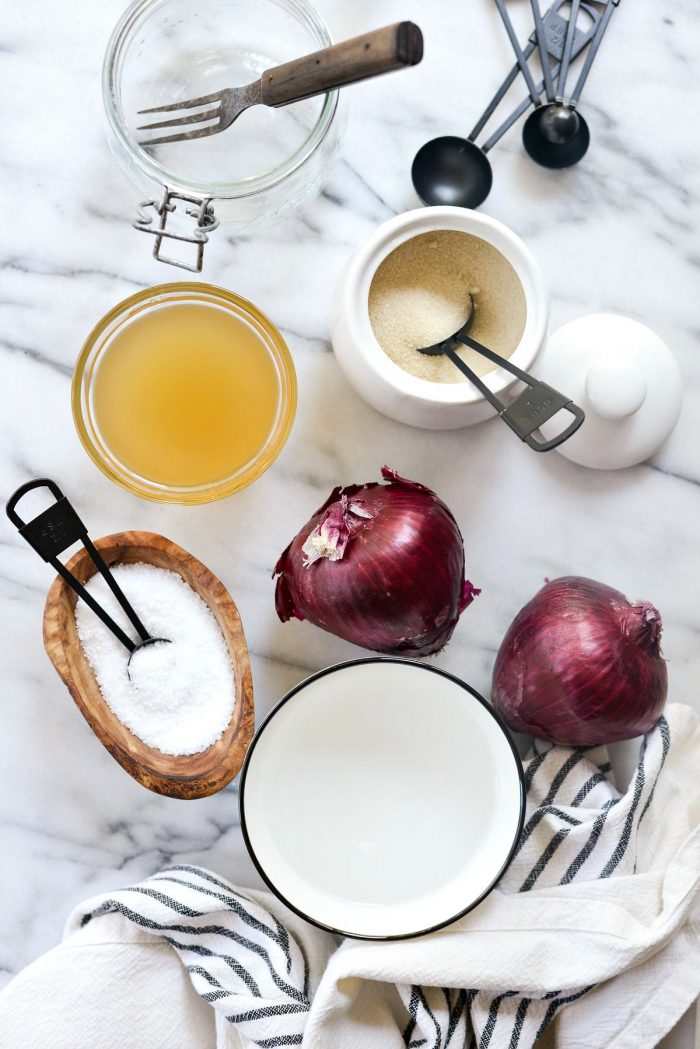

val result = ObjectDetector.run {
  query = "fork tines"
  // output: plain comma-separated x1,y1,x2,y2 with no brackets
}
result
137,90,223,145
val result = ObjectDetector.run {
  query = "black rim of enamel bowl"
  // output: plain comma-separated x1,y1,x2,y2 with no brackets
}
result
238,656,526,941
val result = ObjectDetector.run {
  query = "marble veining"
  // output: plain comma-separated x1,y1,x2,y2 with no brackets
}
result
1,5,698,1040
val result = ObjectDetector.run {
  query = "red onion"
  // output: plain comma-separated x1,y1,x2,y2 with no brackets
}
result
492,576,667,745
274,467,478,656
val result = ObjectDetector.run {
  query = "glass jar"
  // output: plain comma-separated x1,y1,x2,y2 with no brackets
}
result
73,283,297,504
103,0,342,271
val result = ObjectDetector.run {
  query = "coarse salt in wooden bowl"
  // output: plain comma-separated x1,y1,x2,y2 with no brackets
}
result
43,530,254,799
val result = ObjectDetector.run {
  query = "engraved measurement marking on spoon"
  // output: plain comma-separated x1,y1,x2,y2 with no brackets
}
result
523,396,554,420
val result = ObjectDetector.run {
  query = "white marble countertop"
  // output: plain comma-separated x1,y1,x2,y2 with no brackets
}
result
1,0,698,1041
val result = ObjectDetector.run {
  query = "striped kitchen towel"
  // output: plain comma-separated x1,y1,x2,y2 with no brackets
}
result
3,703,698,1049
74,865,334,1048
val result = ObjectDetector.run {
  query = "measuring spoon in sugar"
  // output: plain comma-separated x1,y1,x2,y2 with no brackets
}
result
416,296,585,451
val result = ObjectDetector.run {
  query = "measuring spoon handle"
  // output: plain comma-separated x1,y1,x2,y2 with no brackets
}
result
261,22,423,108
5,478,148,650
493,0,541,107
443,345,501,408
481,3,601,151
570,0,620,105
530,0,556,101
456,331,536,382
452,334,585,451
51,559,136,652
557,0,581,99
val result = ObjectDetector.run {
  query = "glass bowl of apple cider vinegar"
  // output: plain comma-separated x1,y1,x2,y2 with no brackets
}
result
73,284,297,504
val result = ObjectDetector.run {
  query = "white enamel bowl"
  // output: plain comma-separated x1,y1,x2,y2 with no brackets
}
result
239,659,525,940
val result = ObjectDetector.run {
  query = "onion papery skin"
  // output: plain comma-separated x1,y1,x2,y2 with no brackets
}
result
274,467,478,656
491,576,668,745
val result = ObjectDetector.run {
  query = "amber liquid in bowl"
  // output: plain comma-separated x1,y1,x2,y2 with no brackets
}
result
94,303,279,487
74,284,296,503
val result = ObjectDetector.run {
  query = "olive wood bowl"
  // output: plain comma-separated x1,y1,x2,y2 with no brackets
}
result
43,531,254,800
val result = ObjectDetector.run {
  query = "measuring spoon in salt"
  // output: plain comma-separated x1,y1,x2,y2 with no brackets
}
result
6,478,170,669
416,296,585,452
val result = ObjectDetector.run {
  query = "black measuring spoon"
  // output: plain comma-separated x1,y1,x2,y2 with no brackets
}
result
417,297,584,451
411,0,541,211
523,0,620,168
6,479,169,668
411,0,595,209
532,0,582,147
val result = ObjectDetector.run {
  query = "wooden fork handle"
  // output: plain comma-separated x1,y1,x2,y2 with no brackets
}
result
261,22,423,108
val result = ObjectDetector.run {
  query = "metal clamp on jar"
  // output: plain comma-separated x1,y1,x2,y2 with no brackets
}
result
102,0,342,271
133,190,219,272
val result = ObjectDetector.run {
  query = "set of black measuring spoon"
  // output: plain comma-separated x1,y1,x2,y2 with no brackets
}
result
412,0,620,209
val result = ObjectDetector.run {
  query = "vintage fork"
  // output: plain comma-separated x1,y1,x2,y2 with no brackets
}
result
138,21,423,146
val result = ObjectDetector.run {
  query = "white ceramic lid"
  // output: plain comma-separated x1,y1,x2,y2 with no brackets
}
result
239,659,524,940
538,314,682,469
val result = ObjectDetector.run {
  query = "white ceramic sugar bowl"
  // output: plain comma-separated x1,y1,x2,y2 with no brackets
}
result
330,207,549,430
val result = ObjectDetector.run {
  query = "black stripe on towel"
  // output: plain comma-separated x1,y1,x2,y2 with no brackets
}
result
445,988,468,1046
514,752,583,856
506,990,574,1049
462,990,480,1049
416,986,442,1049
599,734,649,878
188,965,232,1004
507,997,531,1049
163,865,256,904
122,885,205,917
523,750,549,792
188,965,225,991
80,902,264,998
178,922,304,1002
519,827,571,892
162,866,294,975
637,716,670,830
570,771,607,807
256,1037,303,1047
201,989,230,1003
403,986,420,1046
227,1003,310,1023
155,871,294,975
121,889,304,1003
508,986,561,1038
558,799,616,885
84,898,164,930
534,985,596,1041
535,806,582,826
166,938,262,996
479,991,519,1049
183,939,305,1005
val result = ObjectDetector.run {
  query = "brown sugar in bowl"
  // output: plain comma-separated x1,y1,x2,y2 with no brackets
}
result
42,531,254,799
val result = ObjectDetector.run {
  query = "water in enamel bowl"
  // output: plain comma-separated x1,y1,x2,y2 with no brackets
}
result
241,661,524,938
